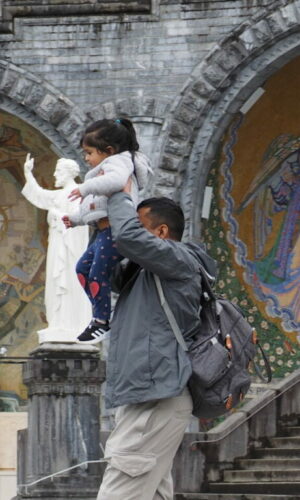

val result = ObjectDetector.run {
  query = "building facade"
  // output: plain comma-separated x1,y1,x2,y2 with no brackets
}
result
0,0,299,409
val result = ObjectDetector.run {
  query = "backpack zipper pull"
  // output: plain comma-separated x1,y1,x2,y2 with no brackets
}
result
225,334,232,350
225,393,233,410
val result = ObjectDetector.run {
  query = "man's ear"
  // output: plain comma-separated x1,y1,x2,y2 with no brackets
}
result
158,224,169,239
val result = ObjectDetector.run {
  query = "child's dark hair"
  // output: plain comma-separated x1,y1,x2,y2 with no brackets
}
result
80,118,139,157
137,197,185,241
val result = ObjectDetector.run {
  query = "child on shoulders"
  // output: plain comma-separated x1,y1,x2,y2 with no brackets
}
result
62,117,151,344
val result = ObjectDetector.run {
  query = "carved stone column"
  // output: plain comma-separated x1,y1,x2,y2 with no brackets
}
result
15,343,106,499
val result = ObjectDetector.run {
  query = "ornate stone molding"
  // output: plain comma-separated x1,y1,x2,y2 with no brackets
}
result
86,95,169,124
0,61,171,173
0,60,88,168
157,0,300,239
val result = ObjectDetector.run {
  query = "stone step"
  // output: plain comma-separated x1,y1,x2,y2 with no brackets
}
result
208,482,300,494
253,447,300,459
268,436,300,448
175,494,300,500
224,468,300,482
282,426,300,437
237,458,300,470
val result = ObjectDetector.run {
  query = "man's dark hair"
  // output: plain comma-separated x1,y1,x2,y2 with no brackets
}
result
137,197,185,241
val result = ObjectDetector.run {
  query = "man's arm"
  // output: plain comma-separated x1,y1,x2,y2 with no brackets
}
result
111,260,141,294
108,192,196,280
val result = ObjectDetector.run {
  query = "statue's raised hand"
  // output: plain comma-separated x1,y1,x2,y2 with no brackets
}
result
24,153,34,174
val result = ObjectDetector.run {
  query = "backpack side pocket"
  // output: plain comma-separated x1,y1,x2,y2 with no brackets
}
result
189,364,251,418
189,337,232,388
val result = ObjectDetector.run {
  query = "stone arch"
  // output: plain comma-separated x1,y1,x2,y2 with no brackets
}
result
0,64,170,164
85,95,172,195
0,60,88,168
0,58,173,180
86,95,170,124
158,0,300,239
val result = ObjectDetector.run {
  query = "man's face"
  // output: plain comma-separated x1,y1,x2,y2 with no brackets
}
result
138,207,169,239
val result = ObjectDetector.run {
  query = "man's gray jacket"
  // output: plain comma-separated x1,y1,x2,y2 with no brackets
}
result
106,192,216,409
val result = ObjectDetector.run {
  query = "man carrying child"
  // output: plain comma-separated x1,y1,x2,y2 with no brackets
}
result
97,185,216,500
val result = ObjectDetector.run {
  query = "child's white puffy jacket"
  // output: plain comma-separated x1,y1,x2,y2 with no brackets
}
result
69,151,152,226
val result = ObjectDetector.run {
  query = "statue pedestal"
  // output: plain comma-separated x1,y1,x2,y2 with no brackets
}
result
14,342,106,499
38,328,78,343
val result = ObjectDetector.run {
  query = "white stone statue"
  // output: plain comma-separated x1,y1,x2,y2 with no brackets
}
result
22,154,92,343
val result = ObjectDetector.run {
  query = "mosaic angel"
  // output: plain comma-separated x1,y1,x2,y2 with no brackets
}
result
237,134,300,327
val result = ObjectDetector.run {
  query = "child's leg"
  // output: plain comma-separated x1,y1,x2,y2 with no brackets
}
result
86,227,121,322
76,238,97,307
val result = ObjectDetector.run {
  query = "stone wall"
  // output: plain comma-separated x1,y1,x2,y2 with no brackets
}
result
0,413,27,500
0,1,273,107
0,0,292,183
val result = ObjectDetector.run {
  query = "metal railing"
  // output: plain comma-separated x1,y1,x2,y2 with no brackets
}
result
14,371,300,492
190,370,300,447
17,439,107,495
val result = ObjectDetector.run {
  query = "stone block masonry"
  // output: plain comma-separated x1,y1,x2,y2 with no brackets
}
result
0,1,277,111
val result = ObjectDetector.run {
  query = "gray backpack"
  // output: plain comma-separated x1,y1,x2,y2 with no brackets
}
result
154,266,272,419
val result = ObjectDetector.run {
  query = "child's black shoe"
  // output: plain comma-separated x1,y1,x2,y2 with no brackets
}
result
77,320,110,344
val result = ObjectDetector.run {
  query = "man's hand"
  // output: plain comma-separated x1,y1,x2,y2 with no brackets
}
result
68,188,82,202
24,153,34,174
62,215,73,228
123,176,132,194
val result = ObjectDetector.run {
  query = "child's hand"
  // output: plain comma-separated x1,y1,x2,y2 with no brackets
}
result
62,215,73,228
68,188,82,202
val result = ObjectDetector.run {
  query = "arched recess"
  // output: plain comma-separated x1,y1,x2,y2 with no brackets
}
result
0,60,88,168
158,0,300,240
85,95,172,195
0,63,90,401
157,1,300,359
0,62,171,177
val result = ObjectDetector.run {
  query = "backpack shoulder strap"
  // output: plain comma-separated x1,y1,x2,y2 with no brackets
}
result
198,262,216,300
154,274,188,352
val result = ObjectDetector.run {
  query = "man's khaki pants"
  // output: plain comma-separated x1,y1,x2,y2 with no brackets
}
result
97,387,192,500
